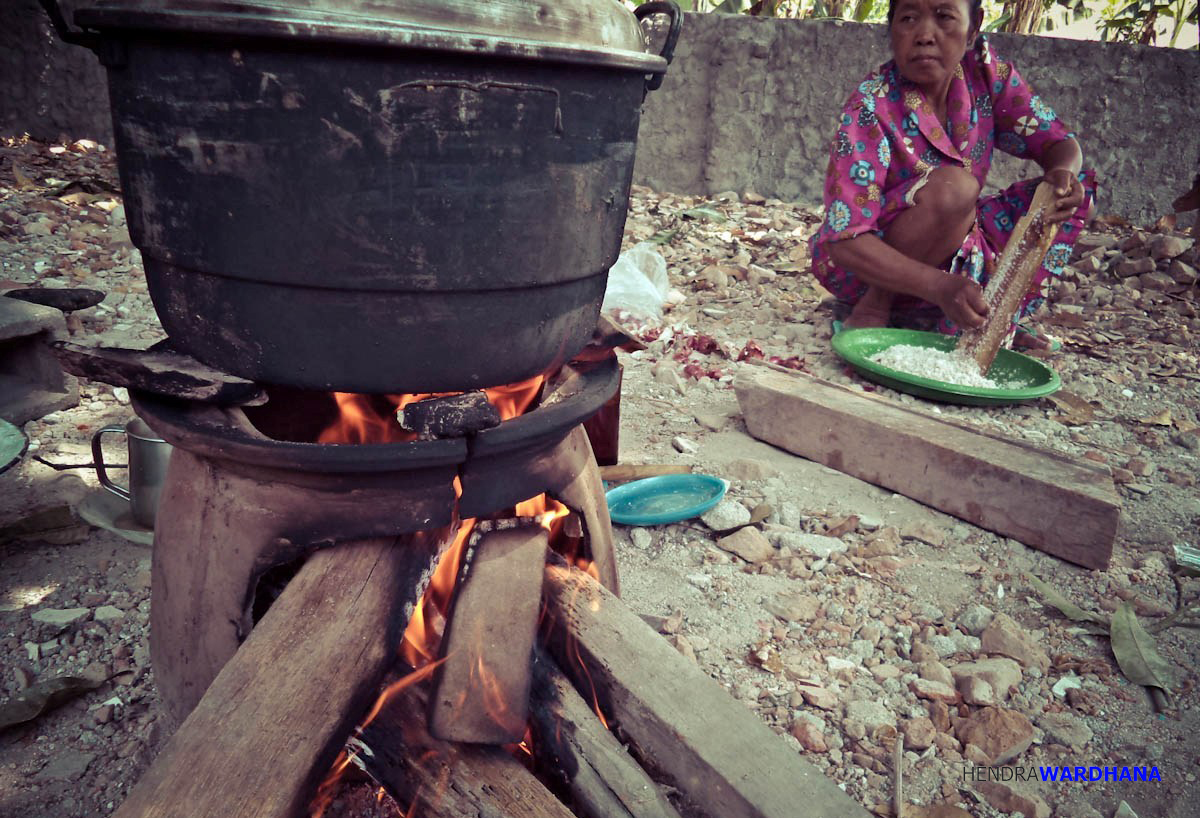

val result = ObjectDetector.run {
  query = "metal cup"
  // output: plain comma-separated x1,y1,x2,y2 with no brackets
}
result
92,418,172,528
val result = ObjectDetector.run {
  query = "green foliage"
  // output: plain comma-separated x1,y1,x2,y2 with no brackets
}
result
626,0,1198,46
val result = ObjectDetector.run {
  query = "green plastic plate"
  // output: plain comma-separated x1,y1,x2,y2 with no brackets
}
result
1,417,28,474
831,328,1061,406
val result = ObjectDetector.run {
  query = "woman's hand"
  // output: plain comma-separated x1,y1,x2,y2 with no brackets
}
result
929,273,987,329
1042,167,1084,224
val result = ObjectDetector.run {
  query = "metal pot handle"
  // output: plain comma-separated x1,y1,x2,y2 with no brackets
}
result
37,0,101,50
635,1,682,93
91,425,131,502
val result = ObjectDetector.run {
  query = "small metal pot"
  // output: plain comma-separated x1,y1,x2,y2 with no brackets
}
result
41,0,680,392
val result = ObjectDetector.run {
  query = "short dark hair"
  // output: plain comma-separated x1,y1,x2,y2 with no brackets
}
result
886,0,984,26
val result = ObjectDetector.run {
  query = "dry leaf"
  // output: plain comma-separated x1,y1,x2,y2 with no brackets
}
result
1110,602,1174,694
12,164,36,189
0,675,105,731
1027,574,1108,625
1139,409,1173,426
1154,213,1177,232
1047,391,1095,425
825,514,859,538
1101,372,1129,385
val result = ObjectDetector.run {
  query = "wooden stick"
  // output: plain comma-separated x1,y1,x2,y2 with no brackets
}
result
428,523,547,744
360,683,576,818
892,733,904,818
957,181,1059,372
112,535,445,818
541,565,873,818
528,648,686,818
735,367,1119,569
599,464,692,482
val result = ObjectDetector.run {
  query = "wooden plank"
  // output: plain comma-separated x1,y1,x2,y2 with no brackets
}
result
112,535,445,818
542,565,873,818
51,341,265,405
958,181,1059,371
361,683,576,818
529,649,685,818
599,463,692,482
735,367,1119,569
429,523,547,744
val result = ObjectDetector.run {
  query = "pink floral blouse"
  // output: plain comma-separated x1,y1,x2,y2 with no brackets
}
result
810,36,1079,310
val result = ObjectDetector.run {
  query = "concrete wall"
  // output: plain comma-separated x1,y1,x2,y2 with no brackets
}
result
2,6,1196,223
1,1,113,146
635,14,1200,224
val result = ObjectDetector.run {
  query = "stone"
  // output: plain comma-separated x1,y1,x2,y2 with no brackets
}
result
791,719,828,752
844,699,893,733
773,532,847,558
951,633,982,655
957,604,995,636
800,686,839,711
1036,712,1093,749
93,605,125,625
701,499,751,531
764,592,820,623
909,678,958,704
1149,234,1193,260
974,780,1051,818
724,458,778,482
924,634,959,658
870,664,902,682
630,528,653,550
672,435,699,454
1139,271,1175,291
955,707,1035,764
12,666,35,690
35,751,95,782
651,362,686,394
958,675,996,706
980,614,1050,671
31,607,90,628
716,527,774,563
950,657,1022,700
1169,259,1197,283
917,660,954,687
693,411,729,432
903,717,937,751
1114,257,1155,277
899,521,945,547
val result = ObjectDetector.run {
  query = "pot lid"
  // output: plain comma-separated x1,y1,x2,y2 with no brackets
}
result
75,0,668,72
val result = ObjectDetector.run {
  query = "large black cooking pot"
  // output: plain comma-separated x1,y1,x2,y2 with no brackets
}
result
41,0,680,392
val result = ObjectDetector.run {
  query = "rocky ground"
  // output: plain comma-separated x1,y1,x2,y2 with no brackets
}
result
1,135,1198,818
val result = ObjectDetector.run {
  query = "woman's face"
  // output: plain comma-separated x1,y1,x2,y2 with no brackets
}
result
890,0,978,101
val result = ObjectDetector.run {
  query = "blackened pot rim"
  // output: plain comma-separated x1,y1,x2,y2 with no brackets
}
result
75,8,668,73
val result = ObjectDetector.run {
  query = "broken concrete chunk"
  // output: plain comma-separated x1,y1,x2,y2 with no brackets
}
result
955,707,1035,764
31,608,90,628
715,527,774,563
980,613,1050,671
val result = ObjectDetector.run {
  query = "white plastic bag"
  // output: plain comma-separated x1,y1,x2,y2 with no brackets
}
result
601,242,669,322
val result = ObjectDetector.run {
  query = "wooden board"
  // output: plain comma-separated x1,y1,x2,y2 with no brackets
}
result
429,524,547,743
958,181,1059,371
51,340,265,405
362,683,576,818
112,535,444,818
542,565,873,818
735,368,1119,569
529,649,685,818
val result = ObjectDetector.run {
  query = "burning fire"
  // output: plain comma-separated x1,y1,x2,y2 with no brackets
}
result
308,373,579,816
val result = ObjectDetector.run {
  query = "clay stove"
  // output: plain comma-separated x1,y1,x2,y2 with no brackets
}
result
128,355,621,733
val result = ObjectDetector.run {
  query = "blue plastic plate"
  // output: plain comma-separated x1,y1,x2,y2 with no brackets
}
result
605,474,728,526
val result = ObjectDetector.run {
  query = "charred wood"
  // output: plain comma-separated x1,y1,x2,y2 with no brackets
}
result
398,391,500,439
51,340,265,405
